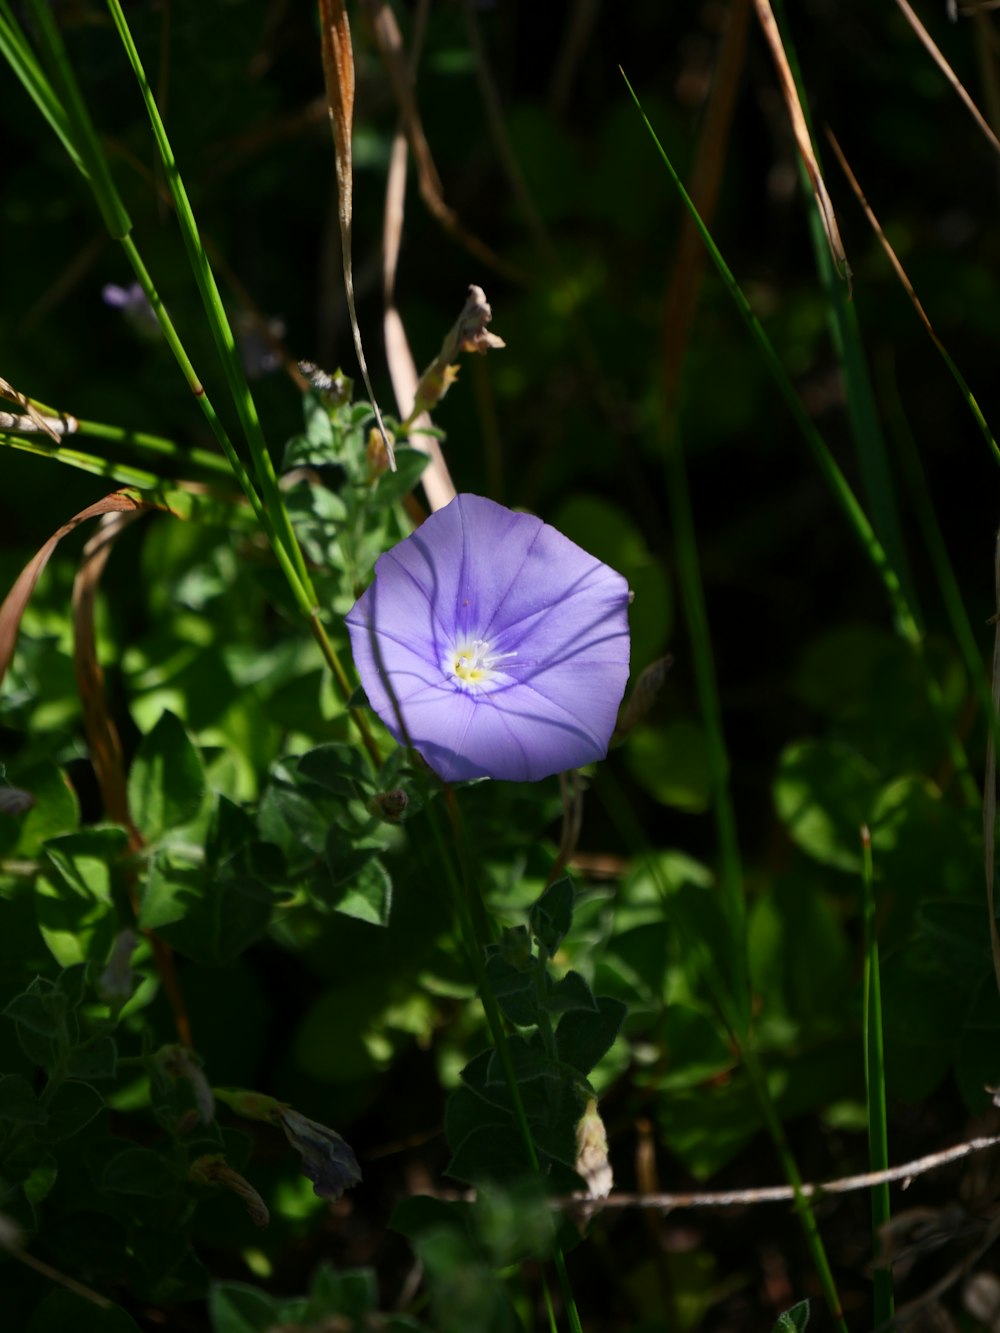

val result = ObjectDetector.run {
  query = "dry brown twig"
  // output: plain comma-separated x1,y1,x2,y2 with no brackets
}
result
379,0,456,515
752,0,851,288
317,0,395,469
0,378,62,443
987,534,1000,1000
894,0,1000,156
363,0,524,285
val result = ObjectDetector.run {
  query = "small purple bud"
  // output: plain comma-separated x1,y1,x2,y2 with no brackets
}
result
158,1045,215,1124
277,1108,361,1201
98,928,137,1007
102,281,160,341
370,788,409,823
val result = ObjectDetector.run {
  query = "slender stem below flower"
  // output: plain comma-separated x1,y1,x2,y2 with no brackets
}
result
425,794,583,1333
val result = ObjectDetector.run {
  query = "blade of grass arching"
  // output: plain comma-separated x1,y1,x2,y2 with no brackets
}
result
73,419,235,479
0,4,82,170
0,432,161,490
2,397,235,480
7,7,273,535
766,0,921,627
860,826,894,1327
595,772,849,1333
104,0,313,599
3,10,380,768
622,72,979,805
24,0,130,239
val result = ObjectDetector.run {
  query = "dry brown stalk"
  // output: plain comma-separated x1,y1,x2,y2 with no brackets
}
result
894,0,1000,157
751,0,851,287
363,0,523,285
317,0,394,469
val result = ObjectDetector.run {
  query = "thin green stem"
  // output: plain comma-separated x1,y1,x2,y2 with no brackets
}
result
624,71,978,805
596,773,849,1333
105,0,312,599
662,413,749,1033
425,796,582,1333
25,0,130,237
861,826,894,1327
75,419,233,478
0,3,81,169
771,0,920,627
883,367,1000,752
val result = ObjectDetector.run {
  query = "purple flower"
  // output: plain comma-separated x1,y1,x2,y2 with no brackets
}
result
102,281,160,341
346,495,631,782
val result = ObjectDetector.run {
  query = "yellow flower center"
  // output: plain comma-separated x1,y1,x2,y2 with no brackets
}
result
451,639,517,686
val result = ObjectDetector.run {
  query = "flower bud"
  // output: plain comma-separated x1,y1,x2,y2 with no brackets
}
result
370,788,409,823
277,1108,361,1201
190,1154,269,1228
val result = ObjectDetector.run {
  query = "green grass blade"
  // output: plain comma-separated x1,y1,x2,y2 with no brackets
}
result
662,415,749,1031
0,5,82,171
23,0,131,237
622,71,978,805
73,419,234,479
104,0,313,600
0,433,161,490
882,367,1000,752
596,772,849,1333
772,0,920,629
861,826,893,1327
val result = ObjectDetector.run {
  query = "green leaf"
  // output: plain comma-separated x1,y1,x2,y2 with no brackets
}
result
140,853,273,966
772,1299,810,1332
23,1154,58,1206
773,740,880,872
0,1073,47,1123
25,1290,143,1333
373,446,430,505
102,1145,177,1197
298,743,373,798
446,1124,531,1187
36,1080,103,1143
484,951,541,1028
556,997,626,1077
626,719,712,813
65,1035,117,1081
546,970,598,1015
529,877,574,953
4,977,68,1038
127,710,206,842
485,1033,557,1088
330,857,393,926
37,827,126,966
208,1283,303,1333
304,1263,377,1320
390,1194,470,1242
0,761,79,860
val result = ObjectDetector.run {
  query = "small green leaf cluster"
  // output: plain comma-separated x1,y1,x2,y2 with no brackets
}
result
446,878,625,1192
281,383,429,607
